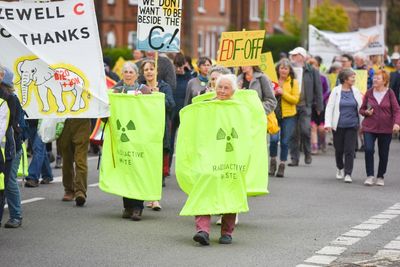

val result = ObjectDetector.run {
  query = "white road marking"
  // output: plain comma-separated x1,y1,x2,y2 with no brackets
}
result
382,209,400,215
300,203,400,266
316,246,347,256
4,197,45,209
384,241,400,250
342,230,370,238
371,214,398,219
331,236,361,246
353,223,382,230
304,255,337,265
296,265,321,267
88,183,99,187
363,218,390,225
375,249,400,258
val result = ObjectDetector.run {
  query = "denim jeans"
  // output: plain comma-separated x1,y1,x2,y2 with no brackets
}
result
5,149,22,220
27,126,53,181
364,132,392,178
270,116,296,161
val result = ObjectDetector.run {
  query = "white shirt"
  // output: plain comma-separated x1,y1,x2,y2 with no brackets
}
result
0,99,9,141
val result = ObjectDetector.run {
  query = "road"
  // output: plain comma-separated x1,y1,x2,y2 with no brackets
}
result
1,140,400,267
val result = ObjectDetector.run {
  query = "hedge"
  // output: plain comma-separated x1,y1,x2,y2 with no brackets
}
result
262,35,301,62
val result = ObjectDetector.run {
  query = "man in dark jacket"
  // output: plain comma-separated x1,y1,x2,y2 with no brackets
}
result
288,47,323,166
389,52,400,105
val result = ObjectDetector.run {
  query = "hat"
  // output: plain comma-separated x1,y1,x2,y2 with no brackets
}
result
289,47,307,58
391,52,400,60
2,67,14,87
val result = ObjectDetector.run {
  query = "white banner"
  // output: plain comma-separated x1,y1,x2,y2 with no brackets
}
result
0,0,109,119
309,25,385,68
136,0,182,52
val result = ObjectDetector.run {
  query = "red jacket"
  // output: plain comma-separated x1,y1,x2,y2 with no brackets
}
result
360,89,400,134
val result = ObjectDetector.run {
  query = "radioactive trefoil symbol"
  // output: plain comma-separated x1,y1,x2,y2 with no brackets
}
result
216,128,238,152
116,120,136,142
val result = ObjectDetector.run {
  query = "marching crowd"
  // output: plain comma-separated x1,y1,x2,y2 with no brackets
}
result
1,46,400,246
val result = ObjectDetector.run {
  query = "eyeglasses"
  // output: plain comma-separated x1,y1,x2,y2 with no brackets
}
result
124,71,135,74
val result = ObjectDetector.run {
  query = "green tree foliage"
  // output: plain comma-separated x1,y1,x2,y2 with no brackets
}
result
309,0,349,32
387,0,400,48
103,47,133,68
283,13,301,36
262,35,301,60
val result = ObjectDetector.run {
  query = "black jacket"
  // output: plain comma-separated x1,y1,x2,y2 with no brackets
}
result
389,71,400,105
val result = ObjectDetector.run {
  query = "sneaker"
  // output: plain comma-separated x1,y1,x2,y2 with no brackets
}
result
288,160,299,167
4,218,22,228
305,154,312,164
24,179,39,188
219,235,233,244
344,175,352,183
269,158,277,176
336,169,344,180
376,178,384,186
151,201,162,211
193,231,210,246
40,177,52,184
364,176,376,186
55,156,62,169
216,216,222,225
276,163,285,177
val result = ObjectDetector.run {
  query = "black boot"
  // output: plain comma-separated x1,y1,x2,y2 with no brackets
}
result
276,163,285,178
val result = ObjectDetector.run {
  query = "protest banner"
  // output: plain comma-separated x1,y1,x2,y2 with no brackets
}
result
136,0,182,52
0,0,109,119
354,69,368,94
100,92,165,201
217,30,265,67
259,52,278,83
309,25,385,68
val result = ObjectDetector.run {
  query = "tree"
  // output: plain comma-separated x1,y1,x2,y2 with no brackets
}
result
283,13,301,36
309,0,349,32
387,0,400,49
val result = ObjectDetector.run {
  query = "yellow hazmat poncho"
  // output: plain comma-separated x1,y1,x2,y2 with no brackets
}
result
192,90,269,196
100,93,165,201
176,99,256,216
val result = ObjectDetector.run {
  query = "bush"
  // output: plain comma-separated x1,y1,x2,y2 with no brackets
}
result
103,47,133,68
262,35,301,61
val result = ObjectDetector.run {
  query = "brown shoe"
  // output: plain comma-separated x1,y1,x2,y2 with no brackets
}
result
62,193,74,202
269,158,277,176
276,163,285,178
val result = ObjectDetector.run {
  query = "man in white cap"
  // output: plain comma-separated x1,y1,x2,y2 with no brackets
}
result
288,47,323,166
389,52,400,105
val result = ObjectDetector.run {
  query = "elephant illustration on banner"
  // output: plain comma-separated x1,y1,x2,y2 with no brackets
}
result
17,58,86,113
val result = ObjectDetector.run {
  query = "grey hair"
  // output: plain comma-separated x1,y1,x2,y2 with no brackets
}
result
215,74,238,92
353,52,367,61
208,65,231,76
121,61,139,75
338,68,356,84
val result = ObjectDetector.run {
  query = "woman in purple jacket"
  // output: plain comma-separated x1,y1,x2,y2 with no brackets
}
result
360,70,400,186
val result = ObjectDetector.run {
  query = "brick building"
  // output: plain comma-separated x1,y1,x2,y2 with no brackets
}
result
95,0,387,57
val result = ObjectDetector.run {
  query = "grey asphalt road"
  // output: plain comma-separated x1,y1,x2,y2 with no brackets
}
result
1,140,400,267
